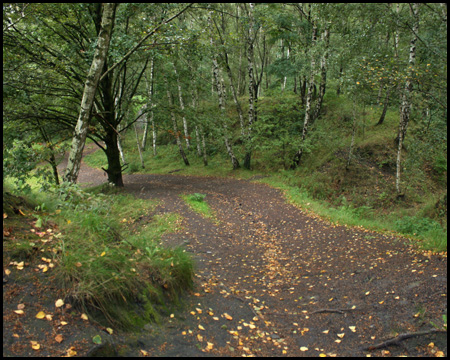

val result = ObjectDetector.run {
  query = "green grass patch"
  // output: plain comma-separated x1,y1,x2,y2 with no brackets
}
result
181,193,218,223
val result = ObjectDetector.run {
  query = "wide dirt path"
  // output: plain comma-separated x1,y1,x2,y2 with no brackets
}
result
68,146,447,357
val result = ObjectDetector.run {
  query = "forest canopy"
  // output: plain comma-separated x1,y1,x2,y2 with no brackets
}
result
3,3,447,197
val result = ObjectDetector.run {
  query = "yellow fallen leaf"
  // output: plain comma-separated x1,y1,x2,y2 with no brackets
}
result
224,313,233,321
17,303,25,310
206,342,214,350
196,308,202,314
36,311,46,319
349,326,356,332
66,346,77,356
31,341,40,350
4,269,11,276
198,324,205,331
197,334,203,342
322,330,329,334
170,314,174,318
81,313,88,320
140,350,148,356
300,346,308,351
106,328,113,335
100,251,106,257
335,339,341,343
45,314,53,321
60,321,68,326
55,299,64,308
14,310,24,315
337,333,345,338
212,317,219,321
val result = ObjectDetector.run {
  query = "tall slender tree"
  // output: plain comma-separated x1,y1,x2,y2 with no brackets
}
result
64,3,117,184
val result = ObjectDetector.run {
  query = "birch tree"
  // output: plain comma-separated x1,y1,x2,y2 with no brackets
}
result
396,3,419,197
244,2,257,170
209,14,240,170
292,23,317,168
64,3,116,184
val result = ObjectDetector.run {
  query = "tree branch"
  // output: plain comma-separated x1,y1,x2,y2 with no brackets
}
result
100,3,193,82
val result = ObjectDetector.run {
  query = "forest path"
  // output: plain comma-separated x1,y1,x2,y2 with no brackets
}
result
67,144,447,356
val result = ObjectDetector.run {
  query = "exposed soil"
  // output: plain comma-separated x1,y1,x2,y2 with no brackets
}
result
3,144,447,357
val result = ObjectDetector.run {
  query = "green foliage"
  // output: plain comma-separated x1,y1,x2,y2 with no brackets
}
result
253,94,303,170
187,193,207,202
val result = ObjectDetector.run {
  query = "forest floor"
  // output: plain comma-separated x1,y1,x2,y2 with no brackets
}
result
3,143,447,357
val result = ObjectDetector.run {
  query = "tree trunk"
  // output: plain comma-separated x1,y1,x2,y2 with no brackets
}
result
134,122,145,168
396,3,419,197
103,131,124,187
346,102,357,170
64,3,116,184
209,13,239,170
292,24,317,168
174,64,190,150
312,27,330,123
142,58,154,151
244,2,256,170
164,76,189,166
376,87,391,126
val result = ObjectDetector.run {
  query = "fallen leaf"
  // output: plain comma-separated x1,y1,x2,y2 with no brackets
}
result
81,313,88,320
17,303,25,310
66,346,77,356
55,299,64,308
140,349,148,356
206,342,214,350
60,321,68,326
106,328,113,335
31,341,40,350
14,310,24,315
349,326,356,332
198,324,205,331
4,269,11,276
197,334,203,342
337,333,345,338
45,314,53,321
55,334,64,343
300,346,308,351
224,313,233,321
92,335,102,344
36,311,46,319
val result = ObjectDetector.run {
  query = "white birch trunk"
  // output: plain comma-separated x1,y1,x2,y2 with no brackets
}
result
142,58,154,151
293,24,317,168
396,3,419,196
174,64,190,150
64,3,116,183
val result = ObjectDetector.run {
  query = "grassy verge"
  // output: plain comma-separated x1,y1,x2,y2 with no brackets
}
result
259,174,447,252
3,181,195,330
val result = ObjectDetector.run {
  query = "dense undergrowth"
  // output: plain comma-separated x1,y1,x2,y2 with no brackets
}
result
3,181,194,330
84,90,447,252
